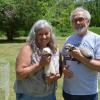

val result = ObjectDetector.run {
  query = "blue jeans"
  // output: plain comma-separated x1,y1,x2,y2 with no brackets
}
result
63,91,98,100
16,93,56,100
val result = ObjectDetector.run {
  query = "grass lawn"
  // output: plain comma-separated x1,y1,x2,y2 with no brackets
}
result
0,37,100,100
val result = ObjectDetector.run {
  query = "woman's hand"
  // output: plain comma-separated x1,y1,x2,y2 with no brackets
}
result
39,55,51,67
44,73,60,84
63,65,73,78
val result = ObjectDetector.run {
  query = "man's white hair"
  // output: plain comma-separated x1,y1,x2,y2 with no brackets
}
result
70,7,91,22
27,19,56,54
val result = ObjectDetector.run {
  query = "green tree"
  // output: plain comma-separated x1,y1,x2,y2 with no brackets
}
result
0,0,50,40
0,0,99,40
0,0,19,41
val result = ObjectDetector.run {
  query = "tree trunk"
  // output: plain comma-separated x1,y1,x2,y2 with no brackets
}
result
6,31,14,41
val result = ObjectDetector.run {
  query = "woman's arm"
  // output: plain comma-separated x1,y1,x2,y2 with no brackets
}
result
16,45,50,80
16,45,40,80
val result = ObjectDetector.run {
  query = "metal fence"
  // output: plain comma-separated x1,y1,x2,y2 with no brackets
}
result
0,60,10,100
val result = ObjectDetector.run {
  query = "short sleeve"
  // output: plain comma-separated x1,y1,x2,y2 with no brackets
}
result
94,36,100,59
60,37,70,56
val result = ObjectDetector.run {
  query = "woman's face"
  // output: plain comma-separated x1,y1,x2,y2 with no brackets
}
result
36,27,51,48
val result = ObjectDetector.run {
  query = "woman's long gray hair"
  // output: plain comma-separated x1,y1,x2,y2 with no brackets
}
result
26,20,57,54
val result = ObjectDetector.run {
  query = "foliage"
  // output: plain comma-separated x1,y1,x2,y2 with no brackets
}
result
0,0,18,40
0,0,99,40
0,0,50,40
89,27,100,35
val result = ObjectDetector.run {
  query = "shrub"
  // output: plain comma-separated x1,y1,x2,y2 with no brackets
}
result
89,27,100,35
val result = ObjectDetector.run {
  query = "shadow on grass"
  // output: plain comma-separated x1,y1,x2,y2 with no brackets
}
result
0,38,26,44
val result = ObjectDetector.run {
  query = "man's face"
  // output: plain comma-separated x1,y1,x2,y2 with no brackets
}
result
72,11,89,35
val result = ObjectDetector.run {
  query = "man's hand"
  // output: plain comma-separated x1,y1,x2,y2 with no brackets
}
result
70,48,84,61
45,73,60,84
63,65,73,78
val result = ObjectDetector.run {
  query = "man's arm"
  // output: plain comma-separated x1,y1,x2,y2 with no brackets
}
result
71,48,100,72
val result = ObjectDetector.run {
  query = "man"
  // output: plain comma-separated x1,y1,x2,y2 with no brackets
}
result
61,7,100,100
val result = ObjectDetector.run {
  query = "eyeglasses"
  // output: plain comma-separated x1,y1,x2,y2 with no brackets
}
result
72,17,87,23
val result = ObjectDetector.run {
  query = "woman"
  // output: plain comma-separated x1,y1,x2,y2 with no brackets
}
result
14,20,60,100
